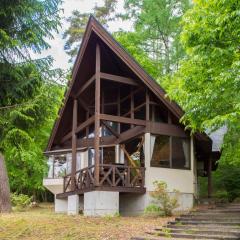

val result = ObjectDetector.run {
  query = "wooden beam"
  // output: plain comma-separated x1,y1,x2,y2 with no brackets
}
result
131,88,134,128
100,72,138,86
71,99,78,191
116,126,145,144
86,110,89,146
79,98,120,138
120,87,143,103
75,74,95,97
100,114,146,126
76,116,95,134
168,111,172,124
101,120,120,138
117,88,120,134
94,43,101,185
146,89,150,121
148,122,187,137
122,102,146,117
61,115,95,143
78,136,117,148
149,101,158,106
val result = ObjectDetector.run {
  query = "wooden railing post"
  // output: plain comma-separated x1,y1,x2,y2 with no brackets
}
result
112,165,116,186
127,166,131,187
63,176,66,192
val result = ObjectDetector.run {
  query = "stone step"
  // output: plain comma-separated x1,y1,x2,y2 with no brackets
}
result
181,215,240,219
214,208,240,211
196,209,240,213
176,217,240,222
169,220,240,226
165,224,240,231
146,231,240,240
183,212,240,217
217,204,240,207
154,227,240,237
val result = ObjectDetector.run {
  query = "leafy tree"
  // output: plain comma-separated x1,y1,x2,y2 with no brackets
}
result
0,0,62,211
63,0,117,62
1,82,63,198
114,31,159,79
167,0,240,198
122,0,191,77
168,0,240,160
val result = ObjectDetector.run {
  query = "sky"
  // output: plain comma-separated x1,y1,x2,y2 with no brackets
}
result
35,0,133,70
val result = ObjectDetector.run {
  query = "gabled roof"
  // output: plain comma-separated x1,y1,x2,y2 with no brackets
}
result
46,16,209,151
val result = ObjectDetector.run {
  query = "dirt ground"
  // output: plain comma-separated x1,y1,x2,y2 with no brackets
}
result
0,203,174,240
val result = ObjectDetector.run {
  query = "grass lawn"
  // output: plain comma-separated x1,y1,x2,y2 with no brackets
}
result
0,203,173,240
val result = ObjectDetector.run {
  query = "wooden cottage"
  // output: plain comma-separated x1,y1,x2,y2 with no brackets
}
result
43,16,218,216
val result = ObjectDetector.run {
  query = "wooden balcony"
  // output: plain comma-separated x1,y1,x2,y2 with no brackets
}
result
57,164,145,198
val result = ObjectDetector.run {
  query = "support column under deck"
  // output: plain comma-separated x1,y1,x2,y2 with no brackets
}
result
68,195,79,215
84,191,119,216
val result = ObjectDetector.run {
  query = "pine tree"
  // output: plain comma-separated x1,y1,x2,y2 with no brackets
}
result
0,0,62,211
63,0,117,62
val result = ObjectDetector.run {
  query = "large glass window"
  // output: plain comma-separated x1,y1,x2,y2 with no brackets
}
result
151,135,170,167
150,135,190,170
172,137,190,169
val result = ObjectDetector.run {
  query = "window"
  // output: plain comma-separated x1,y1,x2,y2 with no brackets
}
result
150,135,190,170
151,135,170,167
172,137,190,169
88,147,116,165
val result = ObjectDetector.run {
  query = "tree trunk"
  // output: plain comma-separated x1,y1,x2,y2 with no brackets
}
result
0,153,11,213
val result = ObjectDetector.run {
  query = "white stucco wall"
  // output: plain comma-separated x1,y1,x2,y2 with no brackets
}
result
55,196,68,213
43,178,64,195
68,195,79,215
142,133,196,211
84,191,119,216
144,133,195,194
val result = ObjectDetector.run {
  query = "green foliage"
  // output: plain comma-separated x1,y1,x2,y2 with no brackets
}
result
144,204,163,217
0,83,63,194
146,181,179,216
11,193,32,211
122,0,191,77
114,31,159,79
168,0,240,134
199,165,240,202
0,0,63,198
0,0,62,61
63,0,117,61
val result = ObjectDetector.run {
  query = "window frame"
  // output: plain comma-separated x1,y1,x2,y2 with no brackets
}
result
150,134,191,171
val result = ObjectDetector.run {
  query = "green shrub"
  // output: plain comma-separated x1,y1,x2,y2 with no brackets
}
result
145,181,179,216
199,165,240,202
214,190,229,203
144,204,163,216
11,193,32,211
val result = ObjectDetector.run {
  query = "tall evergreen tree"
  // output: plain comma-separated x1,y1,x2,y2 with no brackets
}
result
63,0,117,62
0,0,62,212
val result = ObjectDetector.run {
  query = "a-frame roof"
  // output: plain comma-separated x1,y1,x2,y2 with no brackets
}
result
46,16,208,152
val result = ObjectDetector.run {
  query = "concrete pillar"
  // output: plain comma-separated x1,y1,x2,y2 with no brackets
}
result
55,195,67,213
68,195,79,215
84,191,119,216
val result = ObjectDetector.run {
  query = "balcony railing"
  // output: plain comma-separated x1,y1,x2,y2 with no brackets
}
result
63,164,145,194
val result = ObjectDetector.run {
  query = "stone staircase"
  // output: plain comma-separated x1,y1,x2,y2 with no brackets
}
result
132,203,240,240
